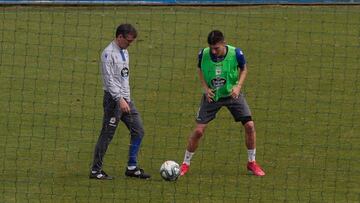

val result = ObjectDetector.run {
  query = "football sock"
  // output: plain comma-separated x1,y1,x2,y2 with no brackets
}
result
127,166,136,170
247,149,256,162
183,150,194,165
128,135,142,167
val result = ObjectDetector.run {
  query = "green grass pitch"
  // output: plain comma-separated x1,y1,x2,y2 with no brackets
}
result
0,5,359,202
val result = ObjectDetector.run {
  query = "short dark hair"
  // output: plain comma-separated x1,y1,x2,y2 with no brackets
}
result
207,30,224,45
115,24,137,38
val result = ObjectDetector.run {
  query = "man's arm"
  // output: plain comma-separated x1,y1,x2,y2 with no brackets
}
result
238,64,248,89
231,64,247,98
197,68,214,102
102,54,120,99
231,47,247,98
197,48,214,102
101,53,130,113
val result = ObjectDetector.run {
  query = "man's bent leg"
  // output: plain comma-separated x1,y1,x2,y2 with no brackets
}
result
243,121,265,176
122,102,150,179
187,124,207,153
180,124,207,176
244,121,256,151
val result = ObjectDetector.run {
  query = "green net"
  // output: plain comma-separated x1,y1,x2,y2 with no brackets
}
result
0,5,359,202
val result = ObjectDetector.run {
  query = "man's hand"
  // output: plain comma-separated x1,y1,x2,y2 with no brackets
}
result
205,88,215,102
231,85,241,99
119,98,130,113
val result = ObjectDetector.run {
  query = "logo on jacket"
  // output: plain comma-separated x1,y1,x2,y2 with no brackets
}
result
121,67,129,77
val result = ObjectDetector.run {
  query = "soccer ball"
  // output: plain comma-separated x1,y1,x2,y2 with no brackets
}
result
159,160,180,181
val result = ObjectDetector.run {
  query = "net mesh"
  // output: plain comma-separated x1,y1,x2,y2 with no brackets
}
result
0,5,359,202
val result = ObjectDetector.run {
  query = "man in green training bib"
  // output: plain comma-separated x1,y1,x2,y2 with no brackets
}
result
180,30,265,177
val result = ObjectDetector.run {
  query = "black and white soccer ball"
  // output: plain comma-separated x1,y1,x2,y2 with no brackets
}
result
159,160,180,181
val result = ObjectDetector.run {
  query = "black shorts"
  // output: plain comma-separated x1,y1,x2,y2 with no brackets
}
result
195,93,252,124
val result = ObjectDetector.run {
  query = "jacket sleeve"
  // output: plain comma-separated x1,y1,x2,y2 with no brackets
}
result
235,48,246,70
101,52,122,101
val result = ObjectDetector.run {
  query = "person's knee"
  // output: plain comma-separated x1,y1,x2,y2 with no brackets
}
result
137,126,145,138
244,121,255,134
193,126,205,139
130,126,144,140
99,126,116,144
104,127,117,137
